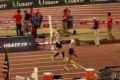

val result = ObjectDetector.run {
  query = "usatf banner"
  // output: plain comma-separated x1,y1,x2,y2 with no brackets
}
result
0,0,120,10
0,36,37,53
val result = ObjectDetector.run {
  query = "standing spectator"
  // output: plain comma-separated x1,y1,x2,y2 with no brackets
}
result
107,12,114,40
29,8,34,17
92,17,100,46
23,10,31,36
31,13,40,39
13,9,23,36
29,8,34,29
67,12,73,29
35,9,43,28
62,8,71,34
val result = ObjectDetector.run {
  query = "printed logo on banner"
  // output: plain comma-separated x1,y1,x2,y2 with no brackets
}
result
0,36,37,53
0,0,119,10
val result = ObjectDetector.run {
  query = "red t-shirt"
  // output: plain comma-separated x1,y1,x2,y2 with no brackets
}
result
63,14,69,22
107,16,113,29
35,11,42,16
13,13,22,24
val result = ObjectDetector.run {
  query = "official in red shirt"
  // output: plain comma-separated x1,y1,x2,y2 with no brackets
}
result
107,12,114,40
13,9,23,36
62,8,71,35
92,17,100,46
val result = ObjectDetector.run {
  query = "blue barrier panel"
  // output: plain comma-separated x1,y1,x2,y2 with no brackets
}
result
0,36,37,53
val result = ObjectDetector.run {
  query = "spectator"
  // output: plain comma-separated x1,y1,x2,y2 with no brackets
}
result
107,12,114,40
13,9,23,36
29,8,34,17
35,9,43,28
92,17,100,46
29,8,34,29
31,13,40,39
62,8,71,34
23,10,31,36
67,12,73,29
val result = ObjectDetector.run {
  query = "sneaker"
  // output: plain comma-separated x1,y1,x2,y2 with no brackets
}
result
50,56,55,61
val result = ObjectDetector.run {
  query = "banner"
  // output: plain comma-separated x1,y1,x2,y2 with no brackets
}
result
0,36,37,52
0,0,120,10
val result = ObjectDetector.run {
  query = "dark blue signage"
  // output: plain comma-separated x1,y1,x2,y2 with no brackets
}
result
0,36,37,53
0,0,119,10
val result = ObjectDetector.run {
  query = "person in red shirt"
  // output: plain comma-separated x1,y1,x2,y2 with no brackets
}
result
92,17,100,46
63,8,71,35
107,12,114,40
13,9,23,36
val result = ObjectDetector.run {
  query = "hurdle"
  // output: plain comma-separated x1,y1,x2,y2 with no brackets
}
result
31,67,38,80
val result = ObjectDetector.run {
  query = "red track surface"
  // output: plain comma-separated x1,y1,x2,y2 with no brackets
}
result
0,43,120,80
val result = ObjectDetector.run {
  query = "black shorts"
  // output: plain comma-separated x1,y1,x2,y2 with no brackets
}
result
69,48,74,55
56,42,62,48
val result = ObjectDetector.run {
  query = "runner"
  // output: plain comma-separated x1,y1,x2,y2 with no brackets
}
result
51,30,65,61
68,38,79,63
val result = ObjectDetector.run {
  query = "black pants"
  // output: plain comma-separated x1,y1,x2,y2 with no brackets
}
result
16,24,23,36
67,21,73,29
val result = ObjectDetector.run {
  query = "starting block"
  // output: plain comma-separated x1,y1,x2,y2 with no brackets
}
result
64,63,80,71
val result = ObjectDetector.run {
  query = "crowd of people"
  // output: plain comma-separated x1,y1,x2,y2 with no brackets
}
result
13,7,115,47
13,8,43,39
13,7,74,39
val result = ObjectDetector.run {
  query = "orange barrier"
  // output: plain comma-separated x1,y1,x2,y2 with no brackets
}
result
86,68,95,80
43,72,53,80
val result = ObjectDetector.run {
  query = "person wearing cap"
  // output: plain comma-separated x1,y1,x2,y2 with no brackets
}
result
51,30,65,61
92,17,100,46
107,12,114,40
68,38,79,63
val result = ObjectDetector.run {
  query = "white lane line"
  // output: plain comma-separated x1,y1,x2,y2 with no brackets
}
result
9,68,65,74
10,65,65,71
8,53,53,58
10,60,65,66
9,56,62,62
0,52,54,63
0,50,53,56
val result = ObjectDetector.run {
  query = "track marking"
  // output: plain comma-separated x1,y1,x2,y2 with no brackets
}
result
64,56,87,70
